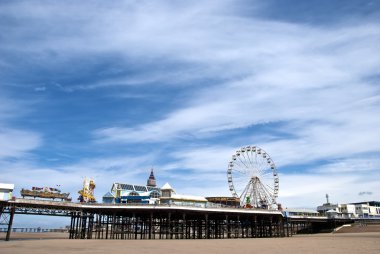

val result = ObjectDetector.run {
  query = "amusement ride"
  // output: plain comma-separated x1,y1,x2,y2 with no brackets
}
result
227,145,279,209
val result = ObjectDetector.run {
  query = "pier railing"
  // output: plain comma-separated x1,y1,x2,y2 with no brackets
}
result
0,227,67,233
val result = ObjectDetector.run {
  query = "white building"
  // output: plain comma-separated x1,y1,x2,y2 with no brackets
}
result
160,183,207,208
350,201,380,218
0,183,14,201
318,200,380,219
317,203,340,215
317,194,380,218
340,204,356,218
316,194,340,215
283,208,320,217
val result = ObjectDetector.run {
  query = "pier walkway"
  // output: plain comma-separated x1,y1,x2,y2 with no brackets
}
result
0,199,351,241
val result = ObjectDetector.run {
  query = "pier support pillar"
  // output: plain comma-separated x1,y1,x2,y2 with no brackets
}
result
5,206,15,241
205,214,209,239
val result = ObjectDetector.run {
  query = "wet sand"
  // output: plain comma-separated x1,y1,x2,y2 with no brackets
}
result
1,232,379,254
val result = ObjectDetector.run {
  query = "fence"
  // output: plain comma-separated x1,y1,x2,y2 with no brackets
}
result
0,227,67,233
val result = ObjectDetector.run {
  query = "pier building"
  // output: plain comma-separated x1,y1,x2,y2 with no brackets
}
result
103,169,161,204
160,183,208,207
282,208,319,217
317,197,380,219
102,169,209,207
206,197,240,207
0,183,14,201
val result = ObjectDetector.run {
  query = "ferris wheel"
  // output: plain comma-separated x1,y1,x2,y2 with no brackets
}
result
227,145,279,209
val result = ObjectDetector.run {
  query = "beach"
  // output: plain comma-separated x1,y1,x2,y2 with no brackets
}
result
1,232,379,254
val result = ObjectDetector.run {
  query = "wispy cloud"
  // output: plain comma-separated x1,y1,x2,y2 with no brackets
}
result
0,128,41,158
3,1,377,90
34,86,46,92
0,89,42,158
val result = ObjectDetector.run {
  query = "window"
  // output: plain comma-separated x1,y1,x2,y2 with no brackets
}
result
162,190,171,197
129,191,139,196
120,184,134,191
147,187,160,192
134,185,148,192
150,191,160,199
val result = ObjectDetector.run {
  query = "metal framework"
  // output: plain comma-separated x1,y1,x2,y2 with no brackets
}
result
0,203,15,241
284,217,352,235
227,145,279,208
1,199,288,240
69,210,286,239
1,199,353,240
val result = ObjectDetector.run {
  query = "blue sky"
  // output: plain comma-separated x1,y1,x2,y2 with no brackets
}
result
1,0,380,227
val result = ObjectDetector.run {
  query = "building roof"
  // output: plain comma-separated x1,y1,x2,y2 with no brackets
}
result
284,208,319,214
171,193,207,202
159,183,206,202
0,183,14,191
206,197,240,201
147,168,157,187
161,182,174,191
350,201,380,206
112,183,160,193
102,192,115,198
317,203,338,211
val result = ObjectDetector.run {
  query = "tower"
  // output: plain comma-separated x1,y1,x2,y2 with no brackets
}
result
147,168,156,187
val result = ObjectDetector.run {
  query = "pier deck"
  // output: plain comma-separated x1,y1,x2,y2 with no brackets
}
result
0,199,352,240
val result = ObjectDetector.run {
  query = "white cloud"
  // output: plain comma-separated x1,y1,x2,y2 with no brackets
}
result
0,92,24,121
3,1,378,88
0,128,41,158
167,146,234,172
34,86,46,92
0,88,42,158
313,157,380,174
278,170,380,208
0,152,159,203
91,16,380,143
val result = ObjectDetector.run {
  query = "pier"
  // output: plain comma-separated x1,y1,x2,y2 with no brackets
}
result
1,199,288,240
1,199,354,241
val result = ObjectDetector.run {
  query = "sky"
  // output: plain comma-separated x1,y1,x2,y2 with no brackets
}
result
1,0,380,227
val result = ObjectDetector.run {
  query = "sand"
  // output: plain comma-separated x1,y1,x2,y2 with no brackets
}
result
1,232,379,254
